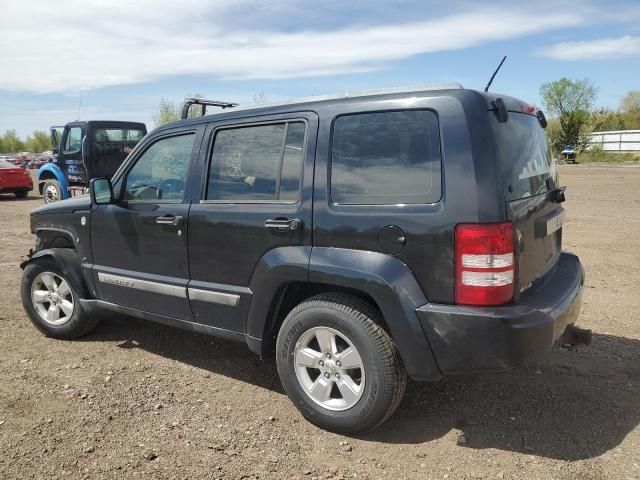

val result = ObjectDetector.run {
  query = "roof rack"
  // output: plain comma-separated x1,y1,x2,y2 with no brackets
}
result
181,97,239,119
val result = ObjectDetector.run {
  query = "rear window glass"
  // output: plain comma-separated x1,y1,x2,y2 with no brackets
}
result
93,129,145,143
331,111,441,205
493,113,555,201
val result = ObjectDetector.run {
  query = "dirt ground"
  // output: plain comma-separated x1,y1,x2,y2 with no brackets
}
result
0,166,638,480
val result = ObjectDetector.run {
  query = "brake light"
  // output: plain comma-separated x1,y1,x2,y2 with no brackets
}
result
455,223,514,306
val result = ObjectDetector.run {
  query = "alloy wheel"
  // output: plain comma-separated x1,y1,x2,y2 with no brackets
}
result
294,326,365,411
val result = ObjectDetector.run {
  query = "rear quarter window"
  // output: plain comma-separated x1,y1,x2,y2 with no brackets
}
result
330,110,442,205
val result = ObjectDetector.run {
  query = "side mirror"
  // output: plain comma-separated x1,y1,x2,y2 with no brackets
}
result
50,129,59,148
90,178,114,205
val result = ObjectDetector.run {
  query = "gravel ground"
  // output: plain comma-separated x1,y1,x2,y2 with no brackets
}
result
0,166,638,480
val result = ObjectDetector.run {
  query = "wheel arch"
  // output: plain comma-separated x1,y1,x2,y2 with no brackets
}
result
245,246,442,381
21,248,92,300
37,164,68,197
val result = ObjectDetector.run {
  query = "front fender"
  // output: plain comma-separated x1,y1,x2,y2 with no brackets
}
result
38,163,69,198
21,248,91,299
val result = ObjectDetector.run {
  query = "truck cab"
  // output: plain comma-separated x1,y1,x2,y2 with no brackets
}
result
38,121,146,203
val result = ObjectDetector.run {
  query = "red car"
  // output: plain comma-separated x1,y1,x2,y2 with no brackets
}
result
0,160,33,198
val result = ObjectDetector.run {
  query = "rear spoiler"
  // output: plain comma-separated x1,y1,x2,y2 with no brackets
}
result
181,97,238,119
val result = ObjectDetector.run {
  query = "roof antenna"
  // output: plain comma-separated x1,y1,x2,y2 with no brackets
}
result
484,56,507,93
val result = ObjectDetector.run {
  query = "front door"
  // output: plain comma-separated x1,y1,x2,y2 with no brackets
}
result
91,129,202,321
57,124,85,185
187,113,317,332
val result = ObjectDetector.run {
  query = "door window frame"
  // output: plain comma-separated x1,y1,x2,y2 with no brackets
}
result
115,129,200,204
200,117,309,205
62,126,84,154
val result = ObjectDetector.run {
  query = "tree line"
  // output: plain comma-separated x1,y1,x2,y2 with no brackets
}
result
540,80,640,154
0,129,51,154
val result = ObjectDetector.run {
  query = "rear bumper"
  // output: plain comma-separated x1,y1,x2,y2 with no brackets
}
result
416,252,584,374
0,183,33,193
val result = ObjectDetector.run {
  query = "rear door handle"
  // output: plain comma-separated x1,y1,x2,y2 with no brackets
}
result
155,215,182,226
264,218,301,231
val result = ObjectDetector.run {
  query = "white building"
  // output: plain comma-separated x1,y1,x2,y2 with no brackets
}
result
587,130,640,152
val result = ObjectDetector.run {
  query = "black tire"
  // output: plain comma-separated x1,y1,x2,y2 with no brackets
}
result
276,293,407,433
42,179,62,204
15,190,28,199
21,257,99,339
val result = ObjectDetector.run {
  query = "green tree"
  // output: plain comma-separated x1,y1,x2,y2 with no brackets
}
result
25,130,51,153
588,109,626,132
620,90,640,113
152,94,207,127
1,130,25,153
540,78,598,151
619,90,640,129
152,98,181,127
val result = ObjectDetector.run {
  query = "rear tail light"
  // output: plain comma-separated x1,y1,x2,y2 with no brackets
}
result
455,223,514,306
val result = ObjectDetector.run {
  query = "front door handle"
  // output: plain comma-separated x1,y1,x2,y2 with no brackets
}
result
264,218,301,231
155,215,182,226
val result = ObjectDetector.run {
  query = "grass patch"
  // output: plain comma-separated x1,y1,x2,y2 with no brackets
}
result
559,150,640,166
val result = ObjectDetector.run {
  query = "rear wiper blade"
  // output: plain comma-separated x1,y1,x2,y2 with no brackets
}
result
547,186,566,203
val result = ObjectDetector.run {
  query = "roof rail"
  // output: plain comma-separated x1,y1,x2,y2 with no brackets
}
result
181,97,239,119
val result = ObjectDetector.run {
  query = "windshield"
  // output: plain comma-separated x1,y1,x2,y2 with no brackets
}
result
492,113,556,201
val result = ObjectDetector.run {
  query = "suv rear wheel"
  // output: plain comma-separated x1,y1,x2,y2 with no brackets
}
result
21,258,99,339
276,294,406,433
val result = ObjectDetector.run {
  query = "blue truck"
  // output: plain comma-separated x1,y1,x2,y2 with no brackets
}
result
39,121,147,203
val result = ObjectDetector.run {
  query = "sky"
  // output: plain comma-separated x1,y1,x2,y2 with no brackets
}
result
1,0,639,138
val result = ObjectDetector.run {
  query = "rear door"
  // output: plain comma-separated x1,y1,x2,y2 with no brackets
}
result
187,113,317,333
491,112,563,296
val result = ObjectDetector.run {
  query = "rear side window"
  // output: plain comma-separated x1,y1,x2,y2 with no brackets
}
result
207,121,306,202
331,111,441,205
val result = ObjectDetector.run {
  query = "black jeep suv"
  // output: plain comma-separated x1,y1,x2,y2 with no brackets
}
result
20,84,585,433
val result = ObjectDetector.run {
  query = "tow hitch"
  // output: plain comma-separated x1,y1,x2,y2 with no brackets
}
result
557,324,592,347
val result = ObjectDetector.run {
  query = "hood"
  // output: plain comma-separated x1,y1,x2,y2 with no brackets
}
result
32,195,91,215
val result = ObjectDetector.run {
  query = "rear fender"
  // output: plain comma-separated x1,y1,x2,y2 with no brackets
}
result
308,247,441,381
245,246,442,381
20,248,91,299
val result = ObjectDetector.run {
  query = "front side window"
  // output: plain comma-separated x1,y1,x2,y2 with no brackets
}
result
124,134,194,201
64,127,83,152
207,121,306,202
331,111,442,205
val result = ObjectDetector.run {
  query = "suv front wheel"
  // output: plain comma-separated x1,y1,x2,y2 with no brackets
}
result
21,258,99,339
276,294,406,433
